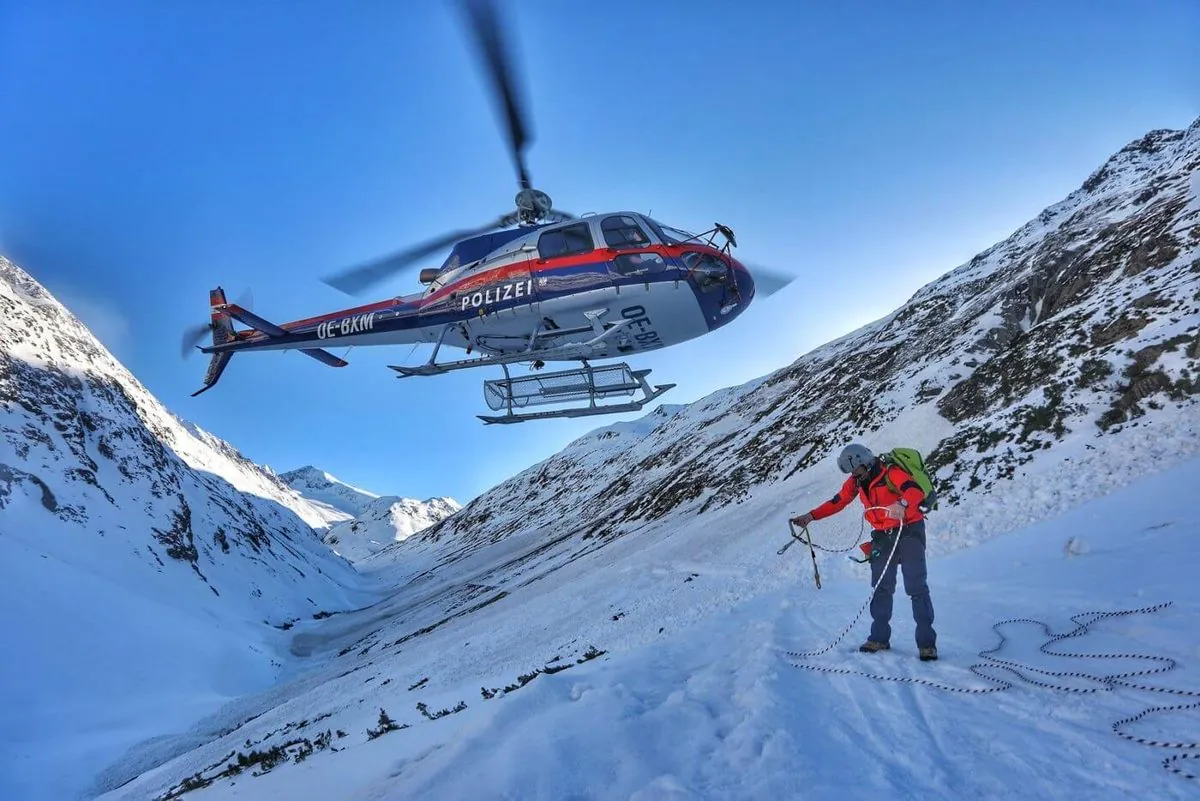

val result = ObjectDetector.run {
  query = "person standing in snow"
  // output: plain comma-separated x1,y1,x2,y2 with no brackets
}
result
790,443,938,661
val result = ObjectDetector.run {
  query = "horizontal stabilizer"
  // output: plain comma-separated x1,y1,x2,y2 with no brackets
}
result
225,305,289,337
299,348,349,367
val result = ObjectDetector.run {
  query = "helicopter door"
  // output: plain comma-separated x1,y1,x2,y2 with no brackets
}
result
600,215,669,282
452,258,541,354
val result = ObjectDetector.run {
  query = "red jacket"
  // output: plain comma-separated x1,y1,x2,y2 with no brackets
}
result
810,463,926,531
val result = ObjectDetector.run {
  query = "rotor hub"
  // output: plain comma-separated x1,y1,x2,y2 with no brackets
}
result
515,188,553,224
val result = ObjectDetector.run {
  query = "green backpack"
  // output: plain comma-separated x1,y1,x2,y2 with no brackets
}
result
880,447,939,512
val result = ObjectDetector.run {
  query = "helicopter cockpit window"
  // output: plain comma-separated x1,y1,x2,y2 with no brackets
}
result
645,218,700,245
537,223,594,260
682,250,729,293
601,215,650,248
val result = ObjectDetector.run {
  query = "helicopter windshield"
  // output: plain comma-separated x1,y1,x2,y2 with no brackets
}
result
645,218,700,245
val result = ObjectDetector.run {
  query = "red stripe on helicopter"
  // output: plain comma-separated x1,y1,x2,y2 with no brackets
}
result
276,298,403,331
424,242,728,302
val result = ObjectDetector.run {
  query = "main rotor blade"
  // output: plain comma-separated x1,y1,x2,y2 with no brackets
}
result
459,0,533,190
321,214,515,296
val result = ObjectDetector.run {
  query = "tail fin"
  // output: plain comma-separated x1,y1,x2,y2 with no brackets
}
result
192,287,236,396
209,287,236,346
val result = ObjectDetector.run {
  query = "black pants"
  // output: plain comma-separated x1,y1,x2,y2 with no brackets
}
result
869,521,936,649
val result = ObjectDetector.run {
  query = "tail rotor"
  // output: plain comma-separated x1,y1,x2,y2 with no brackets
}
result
180,287,250,359
181,322,214,359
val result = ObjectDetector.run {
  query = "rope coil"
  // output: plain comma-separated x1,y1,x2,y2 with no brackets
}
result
777,513,1198,781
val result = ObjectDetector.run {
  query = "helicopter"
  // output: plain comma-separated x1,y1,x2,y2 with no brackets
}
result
184,0,793,424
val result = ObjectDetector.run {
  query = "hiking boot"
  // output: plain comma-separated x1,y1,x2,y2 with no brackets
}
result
858,640,890,653
919,646,938,661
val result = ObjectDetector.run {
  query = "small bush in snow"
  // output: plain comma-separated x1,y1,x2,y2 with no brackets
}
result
416,700,467,720
367,707,407,739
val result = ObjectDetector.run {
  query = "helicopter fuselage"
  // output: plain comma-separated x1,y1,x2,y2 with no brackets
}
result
201,212,756,364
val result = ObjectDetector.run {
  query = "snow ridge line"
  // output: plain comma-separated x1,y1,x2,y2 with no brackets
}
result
779,601,1199,781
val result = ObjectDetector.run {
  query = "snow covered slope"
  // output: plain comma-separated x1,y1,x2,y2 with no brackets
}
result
0,257,379,801
324,494,461,563
96,451,1200,801
86,118,1200,801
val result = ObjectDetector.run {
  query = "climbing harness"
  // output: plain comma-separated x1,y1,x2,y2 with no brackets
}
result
776,506,1199,781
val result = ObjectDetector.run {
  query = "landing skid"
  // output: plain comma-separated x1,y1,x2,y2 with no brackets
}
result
477,398,666,424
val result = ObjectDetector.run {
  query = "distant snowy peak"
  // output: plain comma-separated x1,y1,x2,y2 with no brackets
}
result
280,466,381,519
322,494,462,563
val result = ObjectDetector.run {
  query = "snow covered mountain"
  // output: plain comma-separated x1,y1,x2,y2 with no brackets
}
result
323,494,462,563
279,466,462,560
279,465,382,521
0,257,378,801
51,119,1200,801
417,118,1200,556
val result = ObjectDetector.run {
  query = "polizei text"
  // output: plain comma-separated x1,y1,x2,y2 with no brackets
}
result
459,279,534,311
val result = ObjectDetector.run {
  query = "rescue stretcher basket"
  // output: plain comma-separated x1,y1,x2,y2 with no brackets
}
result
477,361,675,424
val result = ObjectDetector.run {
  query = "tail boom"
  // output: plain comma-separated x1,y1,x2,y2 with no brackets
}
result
191,286,348,397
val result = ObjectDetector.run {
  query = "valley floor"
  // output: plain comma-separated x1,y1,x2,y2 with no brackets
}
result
91,453,1200,801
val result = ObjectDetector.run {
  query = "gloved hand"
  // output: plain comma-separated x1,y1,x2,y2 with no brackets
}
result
790,512,814,528
885,502,906,521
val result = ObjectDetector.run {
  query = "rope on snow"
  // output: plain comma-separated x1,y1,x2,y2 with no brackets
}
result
777,509,1199,781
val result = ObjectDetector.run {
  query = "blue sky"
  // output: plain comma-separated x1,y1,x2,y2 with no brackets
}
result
1,0,1196,504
